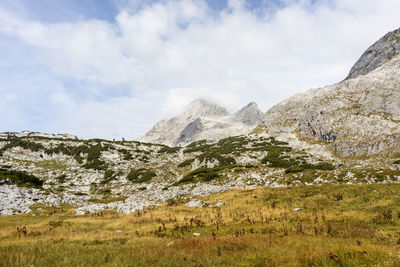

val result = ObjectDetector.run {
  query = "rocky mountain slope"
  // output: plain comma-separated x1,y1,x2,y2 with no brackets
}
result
1,131,400,216
262,27,400,157
138,99,264,146
2,28,400,217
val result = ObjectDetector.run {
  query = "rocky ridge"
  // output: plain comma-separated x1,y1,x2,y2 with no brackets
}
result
263,27,400,157
0,131,78,140
138,99,264,146
348,27,400,78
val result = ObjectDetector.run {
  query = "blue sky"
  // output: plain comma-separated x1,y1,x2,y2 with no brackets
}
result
0,0,399,140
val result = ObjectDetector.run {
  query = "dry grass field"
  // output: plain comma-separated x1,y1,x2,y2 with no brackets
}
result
1,183,400,266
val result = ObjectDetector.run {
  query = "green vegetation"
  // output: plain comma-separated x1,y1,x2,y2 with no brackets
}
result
174,166,237,185
285,162,335,174
1,183,400,266
118,149,133,160
257,141,335,173
158,146,180,154
83,144,108,170
46,144,90,156
177,158,194,168
101,170,116,184
34,159,68,172
55,174,66,183
127,169,156,183
88,196,128,204
0,169,43,188
1,138,45,153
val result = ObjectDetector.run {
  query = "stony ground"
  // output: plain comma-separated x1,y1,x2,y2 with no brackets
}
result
1,134,400,216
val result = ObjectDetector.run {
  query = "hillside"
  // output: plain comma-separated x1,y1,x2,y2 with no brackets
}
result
2,131,400,217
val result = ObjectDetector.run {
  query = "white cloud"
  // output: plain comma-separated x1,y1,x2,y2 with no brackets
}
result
0,0,399,139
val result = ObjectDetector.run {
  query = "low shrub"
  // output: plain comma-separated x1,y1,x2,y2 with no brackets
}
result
158,146,180,154
174,167,222,185
127,169,156,183
178,159,194,168
101,170,116,184
0,169,43,188
2,138,44,152
55,174,67,183
118,149,133,160
84,159,107,171
285,166,305,174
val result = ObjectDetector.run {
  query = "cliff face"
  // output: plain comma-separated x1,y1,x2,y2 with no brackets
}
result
138,99,264,146
348,28,400,79
263,28,400,157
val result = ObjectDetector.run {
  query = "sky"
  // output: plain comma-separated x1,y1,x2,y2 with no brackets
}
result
0,0,399,140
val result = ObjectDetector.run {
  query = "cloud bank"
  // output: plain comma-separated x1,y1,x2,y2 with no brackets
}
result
0,0,399,139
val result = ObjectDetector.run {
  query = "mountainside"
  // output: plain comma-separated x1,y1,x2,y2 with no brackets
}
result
262,27,400,157
2,28,400,218
138,99,264,146
2,129,400,216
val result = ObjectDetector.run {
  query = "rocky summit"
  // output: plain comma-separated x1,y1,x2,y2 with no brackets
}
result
348,27,400,79
138,98,264,146
262,27,400,157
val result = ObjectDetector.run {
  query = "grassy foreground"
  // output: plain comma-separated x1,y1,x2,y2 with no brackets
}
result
1,183,400,266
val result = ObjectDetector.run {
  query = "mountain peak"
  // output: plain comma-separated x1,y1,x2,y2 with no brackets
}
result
233,102,264,125
348,27,400,79
182,98,229,119
138,99,262,146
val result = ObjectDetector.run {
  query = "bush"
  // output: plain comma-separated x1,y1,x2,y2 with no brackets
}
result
262,156,297,168
0,169,43,188
178,159,194,168
196,152,236,166
55,174,67,183
123,153,133,160
285,166,305,174
101,170,116,184
87,144,103,162
84,159,107,170
82,144,109,170
158,146,180,154
312,162,335,170
127,169,156,183
118,149,133,160
201,172,219,181
46,144,90,156
98,188,111,195
174,167,222,185
2,138,44,152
